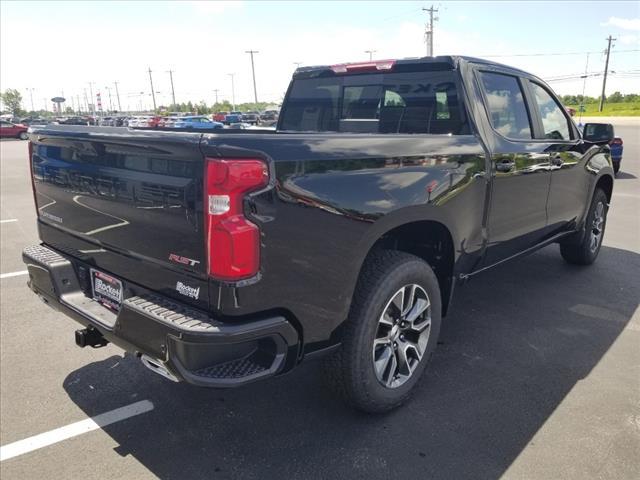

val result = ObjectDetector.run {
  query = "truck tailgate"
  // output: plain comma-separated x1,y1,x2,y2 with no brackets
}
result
30,127,209,308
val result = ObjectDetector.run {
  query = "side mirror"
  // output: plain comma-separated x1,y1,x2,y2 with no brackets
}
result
583,123,614,144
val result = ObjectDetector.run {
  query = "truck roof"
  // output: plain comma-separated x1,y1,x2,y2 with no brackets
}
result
293,55,532,78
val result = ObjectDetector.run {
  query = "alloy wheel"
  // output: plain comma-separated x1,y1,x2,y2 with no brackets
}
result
372,284,431,389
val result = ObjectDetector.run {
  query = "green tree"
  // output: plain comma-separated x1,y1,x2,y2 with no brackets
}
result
607,91,624,103
0,88,24,115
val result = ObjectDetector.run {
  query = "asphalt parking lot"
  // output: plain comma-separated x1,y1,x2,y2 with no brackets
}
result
1,123,639,480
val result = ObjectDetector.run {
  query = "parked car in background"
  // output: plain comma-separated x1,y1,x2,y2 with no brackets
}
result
99,117,115,127
241,112,260,125
213,111,228,123
173,116,223,130
0,120,28,139
224,112,243,124
610,137,623,174
129,116,153,128
148,116,163,129
260,110,279,122
582,123,624,175
18,116,51,126
158,116,181,128
58,116,90,126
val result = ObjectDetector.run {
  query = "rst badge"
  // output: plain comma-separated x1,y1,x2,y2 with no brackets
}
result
168,253,200,267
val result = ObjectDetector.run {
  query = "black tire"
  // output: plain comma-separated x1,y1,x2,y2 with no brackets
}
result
560,188,608,265
322,250,442,413
18,131,29,140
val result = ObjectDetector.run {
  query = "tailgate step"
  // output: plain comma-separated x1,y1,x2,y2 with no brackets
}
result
123,294,220,332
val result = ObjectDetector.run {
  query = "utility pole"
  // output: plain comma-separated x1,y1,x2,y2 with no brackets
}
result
293,62,302,69
148,67,157,111
83,89,89,112
228,73,236,110
42,98,48,112
245,50,259,104
114,81,122,111
599,35,616,112
77,94,81,113
26,88,35,112
105,86,114,112
422,5,439,57
167,70,176,106
213,89,219,105
87,82,95,113
364,50,376,61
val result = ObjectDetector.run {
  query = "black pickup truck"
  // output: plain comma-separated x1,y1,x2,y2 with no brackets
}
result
24,56,615,412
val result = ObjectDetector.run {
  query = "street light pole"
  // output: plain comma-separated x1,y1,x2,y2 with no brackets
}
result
213,89,219,105
26,88,35,112
364,50,376,61
228,73,236,110
245,50,259,104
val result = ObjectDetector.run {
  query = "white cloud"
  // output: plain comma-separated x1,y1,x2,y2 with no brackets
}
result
601,16,640,31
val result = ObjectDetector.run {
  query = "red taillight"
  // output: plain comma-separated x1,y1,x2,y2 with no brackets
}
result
204,158,269,281
610,138,623,145
330,59,396,74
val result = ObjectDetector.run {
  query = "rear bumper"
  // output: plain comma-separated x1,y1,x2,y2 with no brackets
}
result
22,244,299,387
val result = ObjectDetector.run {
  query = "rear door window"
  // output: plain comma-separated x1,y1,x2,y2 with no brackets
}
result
478,71,532,140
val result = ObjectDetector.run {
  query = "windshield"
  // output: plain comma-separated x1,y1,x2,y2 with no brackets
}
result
280,70,469,134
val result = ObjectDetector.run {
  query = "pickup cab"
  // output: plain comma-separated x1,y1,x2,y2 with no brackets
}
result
23,56,615,412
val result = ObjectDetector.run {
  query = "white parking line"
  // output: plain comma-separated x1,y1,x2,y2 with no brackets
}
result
0,270,28,279
0,219,18,223
0,400,154,462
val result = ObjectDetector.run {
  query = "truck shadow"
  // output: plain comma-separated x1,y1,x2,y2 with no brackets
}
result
63,245,639,480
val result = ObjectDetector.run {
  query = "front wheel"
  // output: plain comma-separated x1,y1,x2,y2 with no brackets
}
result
322,251,442,413
18,131,28,140
560,188,608,265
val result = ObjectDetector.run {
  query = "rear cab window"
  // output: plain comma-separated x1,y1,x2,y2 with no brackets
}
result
279,65,469,135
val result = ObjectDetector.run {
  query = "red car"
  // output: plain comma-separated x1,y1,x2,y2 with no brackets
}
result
213,111,228,123
0,120,29,140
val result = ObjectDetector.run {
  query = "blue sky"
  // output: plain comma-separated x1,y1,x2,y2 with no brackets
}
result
1,1,639,110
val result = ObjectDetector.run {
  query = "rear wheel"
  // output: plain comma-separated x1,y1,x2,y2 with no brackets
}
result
322,251,442,413
18,131,28,140
560,188,608,265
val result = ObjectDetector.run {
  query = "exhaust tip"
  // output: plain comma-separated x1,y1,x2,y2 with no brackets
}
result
140,355,179,382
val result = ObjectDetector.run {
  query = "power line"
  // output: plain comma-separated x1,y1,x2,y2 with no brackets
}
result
482,48,639,58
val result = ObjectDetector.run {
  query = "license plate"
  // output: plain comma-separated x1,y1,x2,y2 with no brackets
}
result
91,269,123,311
